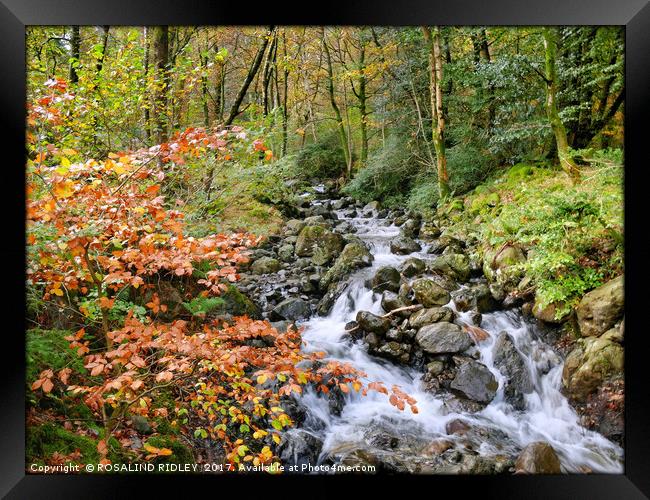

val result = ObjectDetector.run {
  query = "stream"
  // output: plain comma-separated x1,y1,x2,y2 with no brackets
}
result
289,203,623,473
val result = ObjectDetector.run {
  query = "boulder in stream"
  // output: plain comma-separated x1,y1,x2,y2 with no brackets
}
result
514,442,562,474
411,278,451,307
371,266,401,293
576,275,624,337
271,298,311,321
450,359,498,404
390,236,422,255
415,322,471,354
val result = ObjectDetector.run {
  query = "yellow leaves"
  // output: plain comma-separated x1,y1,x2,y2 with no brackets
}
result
144,443,173,460
256,374,268,385
53,180,75,198
352,381,362,393
252,429,268,439
35,152,47,163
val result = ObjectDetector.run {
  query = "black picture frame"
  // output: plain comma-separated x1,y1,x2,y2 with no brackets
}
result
2,1,648,498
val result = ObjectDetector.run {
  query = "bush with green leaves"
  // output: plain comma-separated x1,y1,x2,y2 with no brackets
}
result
472,158,623,318
292,133,347,180
343,135,418,206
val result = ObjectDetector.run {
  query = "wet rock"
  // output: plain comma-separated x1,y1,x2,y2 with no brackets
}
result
284,219,306,236
271,298,311,321
422,439,453,456
303,215,328,226
332,198,350,210
400,218,421,238
445,419,472,435
483,244,526,286
412,278,451,307
364,331,381,348
295,226,343,264
376,341,411,363
356,311,391,334
514,442,562,474
492,332,533,410
416,322,471,354
419,222,441,241
442,396,486,414
371,266,401,293
427,253,470,282
427,236,463,255
319,242,374,291
390,235,422,255
399,257,426,278
562,336,624,402
363,201,381,211
450,359,498,404
334,221,355,234
576,275,624,337
385,328,403,342
408,307,454,328
278,429,324,468
277,244,295,263
426,360,445,376
251,256,281,275
532,296,570,324
381,291,411,316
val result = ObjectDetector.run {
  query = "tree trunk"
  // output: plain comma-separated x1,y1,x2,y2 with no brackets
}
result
224,26,274,126
200,51,210,127
262,29,277,116
422,26,449,199
152,26,169,144
358,43,368,164
69,26,80,84
281,32,289,157
143,27,152,142
542,27,581,184
96,26,110,74
323,30,351,175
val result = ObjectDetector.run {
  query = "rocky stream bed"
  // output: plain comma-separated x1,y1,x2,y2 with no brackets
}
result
235,185,624,474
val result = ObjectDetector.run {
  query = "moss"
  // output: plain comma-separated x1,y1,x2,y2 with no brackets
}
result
216,285,260,318
27,423,100,464
145,435,195,464
507,163,535,180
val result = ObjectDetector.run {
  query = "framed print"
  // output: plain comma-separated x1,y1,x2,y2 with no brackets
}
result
1,0,649,497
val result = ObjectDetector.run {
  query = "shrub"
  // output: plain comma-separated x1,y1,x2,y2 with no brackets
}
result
292,133,346,180
343,135,418,206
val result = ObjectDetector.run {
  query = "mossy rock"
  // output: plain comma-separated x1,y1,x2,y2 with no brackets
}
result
145,435,195,464
507,163,534,180
217,285,260,318
27,423,100,464
469,192,500,215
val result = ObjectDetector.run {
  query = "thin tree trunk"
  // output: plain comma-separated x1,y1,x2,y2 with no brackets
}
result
358,42,368,164
224,26,274,126
422,26,449,199
152,25,169,144
69,26,80,84
96,26,110,74
143,27,152,142
323,30,351,175
281,32,289,157
542,27,581,184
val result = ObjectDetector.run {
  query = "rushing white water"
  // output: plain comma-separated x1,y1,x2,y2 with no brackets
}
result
296,207,624,473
